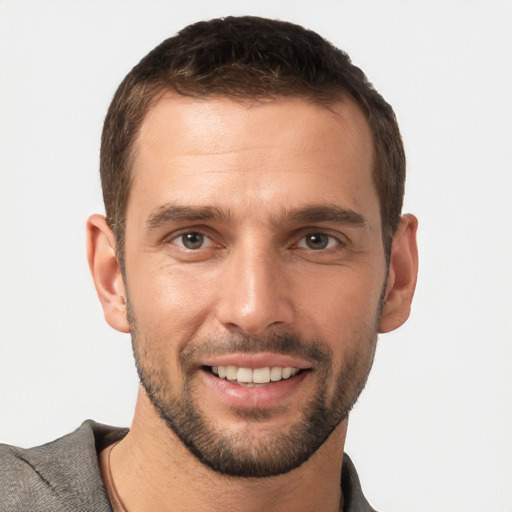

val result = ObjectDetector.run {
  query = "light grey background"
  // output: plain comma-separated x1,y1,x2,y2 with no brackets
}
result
1,1,511,511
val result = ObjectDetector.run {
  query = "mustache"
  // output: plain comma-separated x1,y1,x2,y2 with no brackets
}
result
179,332,332,367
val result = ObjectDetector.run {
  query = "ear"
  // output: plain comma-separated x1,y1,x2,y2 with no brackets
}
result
379,214,419,333
86,214,130,333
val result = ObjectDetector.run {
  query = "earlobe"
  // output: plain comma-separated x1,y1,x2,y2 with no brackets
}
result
379,214,419,334
86,214,130,333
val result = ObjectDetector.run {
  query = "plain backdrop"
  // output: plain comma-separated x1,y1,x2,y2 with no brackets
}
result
1,1,511,511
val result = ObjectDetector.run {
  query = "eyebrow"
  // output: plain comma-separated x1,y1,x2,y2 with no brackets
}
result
146,203,367,230
146,204,230,229
287,205,367,227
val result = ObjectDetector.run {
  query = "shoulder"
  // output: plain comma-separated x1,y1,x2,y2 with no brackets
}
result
0,420,128,512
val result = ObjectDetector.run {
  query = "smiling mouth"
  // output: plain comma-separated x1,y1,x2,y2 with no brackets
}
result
206,365,306,387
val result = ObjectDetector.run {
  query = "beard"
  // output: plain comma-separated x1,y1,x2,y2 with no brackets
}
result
129,309,379,479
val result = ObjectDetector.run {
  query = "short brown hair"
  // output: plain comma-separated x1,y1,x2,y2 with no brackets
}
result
100,16,405,265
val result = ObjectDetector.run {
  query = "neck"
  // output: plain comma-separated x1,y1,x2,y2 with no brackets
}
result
108,387,347,512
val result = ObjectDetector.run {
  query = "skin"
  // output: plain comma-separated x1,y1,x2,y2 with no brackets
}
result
87,95,418,511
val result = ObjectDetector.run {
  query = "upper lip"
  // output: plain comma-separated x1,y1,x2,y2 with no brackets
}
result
200,352,312,370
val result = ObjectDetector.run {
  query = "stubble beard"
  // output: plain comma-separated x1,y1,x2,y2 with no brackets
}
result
128,307,379,478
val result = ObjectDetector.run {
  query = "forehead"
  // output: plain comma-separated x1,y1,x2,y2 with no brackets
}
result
128,94,377,224
136,93,372,158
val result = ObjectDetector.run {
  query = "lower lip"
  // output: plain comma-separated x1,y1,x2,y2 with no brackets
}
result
200,369,309,409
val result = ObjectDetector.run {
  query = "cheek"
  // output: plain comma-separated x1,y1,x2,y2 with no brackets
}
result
301,268,383,324
297,270,383,373
126,260,218,339
317,289,380,396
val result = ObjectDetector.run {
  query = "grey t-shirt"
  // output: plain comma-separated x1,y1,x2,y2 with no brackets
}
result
0,420,377,511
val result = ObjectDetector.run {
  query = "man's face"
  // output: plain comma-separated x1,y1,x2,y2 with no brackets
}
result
122,95,388,477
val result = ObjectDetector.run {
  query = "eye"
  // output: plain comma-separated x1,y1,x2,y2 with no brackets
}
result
173,232,212,250
297,233,340,250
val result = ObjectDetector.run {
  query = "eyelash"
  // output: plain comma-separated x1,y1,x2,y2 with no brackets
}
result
295,232,344,251
170,231,217,250
167,230,345,252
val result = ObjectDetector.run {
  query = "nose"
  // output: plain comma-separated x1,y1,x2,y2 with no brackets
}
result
215,243,295,336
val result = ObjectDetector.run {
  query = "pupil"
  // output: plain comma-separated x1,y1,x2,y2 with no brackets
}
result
183,232,204,249
307,233,328,250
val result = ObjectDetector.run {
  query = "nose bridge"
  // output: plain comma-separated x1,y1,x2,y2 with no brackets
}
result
216,237,293,335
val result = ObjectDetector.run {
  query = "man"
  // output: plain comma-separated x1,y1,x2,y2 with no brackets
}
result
0,16,418,511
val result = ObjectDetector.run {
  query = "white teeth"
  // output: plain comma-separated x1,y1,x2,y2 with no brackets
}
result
237,367,253,383
212,365,299,384
252,367,271,384
270,367,283,381
282,367,293,379
225,366,238,380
